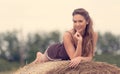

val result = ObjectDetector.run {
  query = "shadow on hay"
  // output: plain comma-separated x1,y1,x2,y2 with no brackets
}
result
15,61,120,74
48,61,120,74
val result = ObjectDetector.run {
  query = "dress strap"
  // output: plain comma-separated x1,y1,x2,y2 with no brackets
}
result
65,31,76,47
66,31,73,37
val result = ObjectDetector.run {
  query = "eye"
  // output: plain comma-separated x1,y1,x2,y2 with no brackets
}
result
78,20,83,23
73,20,77,23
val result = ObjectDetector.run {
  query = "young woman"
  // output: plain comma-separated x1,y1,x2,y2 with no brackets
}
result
33,8,98,68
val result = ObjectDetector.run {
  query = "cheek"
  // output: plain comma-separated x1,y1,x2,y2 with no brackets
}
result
83,24,86,27
82,25,87,29
81,22,87,27
83,25,87,30
73,24,75,29
73,24,77,28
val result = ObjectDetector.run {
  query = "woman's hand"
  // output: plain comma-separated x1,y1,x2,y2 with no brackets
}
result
69,57,82,68
74,31,82,42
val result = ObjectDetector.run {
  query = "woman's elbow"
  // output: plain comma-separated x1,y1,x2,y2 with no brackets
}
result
88,56,93,61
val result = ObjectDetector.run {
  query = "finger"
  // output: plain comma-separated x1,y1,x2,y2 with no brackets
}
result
69,61,77,68
69,61,74,67
74,61,79,68
76,30,79,32
76,31,80,34
70,59,81,68
77,34,80,37
71,61,78,67
76,32,80,35
72,62,79,68
75,32,80,37
69,63,75,68
74,60,80,66
69,61,75,67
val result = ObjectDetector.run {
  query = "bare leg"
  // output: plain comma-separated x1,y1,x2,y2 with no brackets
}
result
32,52,49,64
33,52,43,64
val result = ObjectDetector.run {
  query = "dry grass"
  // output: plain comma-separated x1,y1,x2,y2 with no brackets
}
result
14,61,120,74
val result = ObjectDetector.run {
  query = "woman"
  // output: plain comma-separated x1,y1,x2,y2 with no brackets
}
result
33,8,98,68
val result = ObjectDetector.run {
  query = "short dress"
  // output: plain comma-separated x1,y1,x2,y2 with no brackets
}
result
45,42,70,61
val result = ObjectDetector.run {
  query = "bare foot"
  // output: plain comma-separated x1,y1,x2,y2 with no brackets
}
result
32,52,43,64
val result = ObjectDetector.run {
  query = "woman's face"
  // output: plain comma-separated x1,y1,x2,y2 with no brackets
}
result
73,14,88,33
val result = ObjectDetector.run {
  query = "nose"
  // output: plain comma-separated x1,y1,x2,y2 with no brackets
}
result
76,22,80,26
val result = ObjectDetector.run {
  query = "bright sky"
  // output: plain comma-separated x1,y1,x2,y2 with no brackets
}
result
0,0,120,36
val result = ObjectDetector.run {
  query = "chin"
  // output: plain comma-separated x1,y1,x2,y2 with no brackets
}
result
78,29,83,33
74,28,83,33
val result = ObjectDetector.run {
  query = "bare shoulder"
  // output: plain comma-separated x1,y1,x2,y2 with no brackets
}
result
63,31,70,37
63,29,73,40
63,30,73,37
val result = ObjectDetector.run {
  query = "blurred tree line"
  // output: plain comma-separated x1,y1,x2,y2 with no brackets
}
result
96,32,120,55
0,30,61,66
0,30,120,70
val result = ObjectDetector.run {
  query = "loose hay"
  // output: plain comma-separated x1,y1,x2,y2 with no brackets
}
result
14,61,120,74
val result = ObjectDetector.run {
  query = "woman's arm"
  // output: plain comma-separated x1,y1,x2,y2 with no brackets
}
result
74,40,82,58
69,32,98,67
63,31,82,59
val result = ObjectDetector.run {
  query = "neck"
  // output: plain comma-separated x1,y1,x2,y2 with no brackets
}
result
80,30,85,36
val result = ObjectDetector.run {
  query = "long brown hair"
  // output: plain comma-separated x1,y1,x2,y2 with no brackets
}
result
72,8,94,56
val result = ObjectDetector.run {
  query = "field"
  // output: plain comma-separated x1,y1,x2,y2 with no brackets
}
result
0,53,120,73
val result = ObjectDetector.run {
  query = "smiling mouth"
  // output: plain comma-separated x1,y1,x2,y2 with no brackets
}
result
76,27,82,30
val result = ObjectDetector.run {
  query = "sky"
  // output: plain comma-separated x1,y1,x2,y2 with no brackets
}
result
0,0,120,37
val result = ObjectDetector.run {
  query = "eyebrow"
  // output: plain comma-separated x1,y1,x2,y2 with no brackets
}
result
73,19,83,22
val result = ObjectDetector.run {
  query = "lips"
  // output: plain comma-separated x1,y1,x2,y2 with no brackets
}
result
76,27,82,30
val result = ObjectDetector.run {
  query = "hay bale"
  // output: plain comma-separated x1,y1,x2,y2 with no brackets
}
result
14,61,120,74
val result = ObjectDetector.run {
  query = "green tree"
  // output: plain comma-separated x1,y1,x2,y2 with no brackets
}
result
96,32,120,54
26,30,61,63
0,31,22,63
